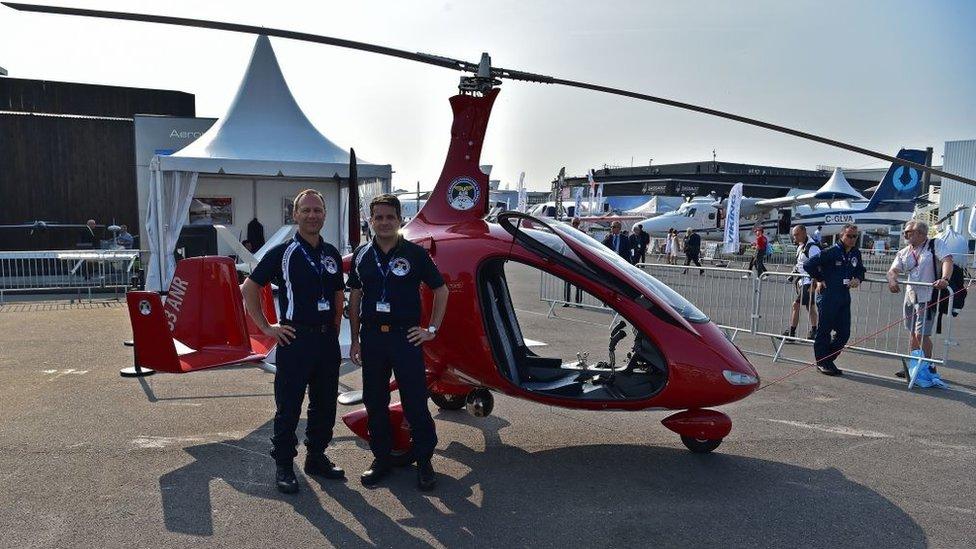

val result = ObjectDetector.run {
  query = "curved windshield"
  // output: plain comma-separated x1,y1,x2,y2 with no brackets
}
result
554,224,709,323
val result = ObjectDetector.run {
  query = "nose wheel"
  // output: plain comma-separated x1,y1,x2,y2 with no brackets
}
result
465,388,494,417
680,436,723,453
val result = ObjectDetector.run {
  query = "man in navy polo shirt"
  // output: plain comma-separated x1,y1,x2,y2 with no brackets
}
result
348,193,448,491
242,189,345,494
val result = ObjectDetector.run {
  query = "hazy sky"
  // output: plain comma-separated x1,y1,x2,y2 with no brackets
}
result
2,0,975,190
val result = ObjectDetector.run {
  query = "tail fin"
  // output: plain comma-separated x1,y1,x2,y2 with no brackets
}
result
865,149,928,212
413,89,499,226
125,256,265,373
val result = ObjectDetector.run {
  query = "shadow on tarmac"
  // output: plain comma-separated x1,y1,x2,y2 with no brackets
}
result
158,413,926,548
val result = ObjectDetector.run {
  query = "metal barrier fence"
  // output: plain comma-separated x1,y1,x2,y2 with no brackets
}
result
539,260,959,370
0,250,139,303
754,272,954,368
538,271,617,325
636,263,757,336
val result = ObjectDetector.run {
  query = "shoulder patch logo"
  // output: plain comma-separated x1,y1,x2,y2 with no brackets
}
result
447,176,480,211
391,257,411,276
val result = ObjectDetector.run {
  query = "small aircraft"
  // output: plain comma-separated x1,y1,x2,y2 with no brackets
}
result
636,149,928,239
12,3,973,456
0,220,97,235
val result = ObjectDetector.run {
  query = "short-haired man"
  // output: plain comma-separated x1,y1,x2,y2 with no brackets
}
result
783,225,820,340
803,223,866,376
630,224,650,264
886,220,953,378
242,189,346,493
681,228,703,275
602,221,633,262
348,194,449,491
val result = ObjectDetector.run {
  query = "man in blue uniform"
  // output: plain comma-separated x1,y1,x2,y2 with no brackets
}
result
242,189,345,494
802,223,866,376
348,194,449,491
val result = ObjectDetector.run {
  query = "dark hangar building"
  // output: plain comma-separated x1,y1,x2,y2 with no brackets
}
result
562,160,877,200
0,76,194,250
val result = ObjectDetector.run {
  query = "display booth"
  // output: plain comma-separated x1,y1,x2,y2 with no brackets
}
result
146,35,391,291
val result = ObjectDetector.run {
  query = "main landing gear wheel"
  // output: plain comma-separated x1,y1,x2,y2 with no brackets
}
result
430,393,466,410
680,436,723,454
465,388,494,417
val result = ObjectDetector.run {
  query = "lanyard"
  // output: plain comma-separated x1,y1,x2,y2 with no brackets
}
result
294,236,327,298
372,243,396,303
908,241,926,273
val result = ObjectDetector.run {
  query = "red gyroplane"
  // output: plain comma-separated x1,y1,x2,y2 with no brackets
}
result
10,3,970,456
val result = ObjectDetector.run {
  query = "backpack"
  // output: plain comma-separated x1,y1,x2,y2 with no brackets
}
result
927,239,968,333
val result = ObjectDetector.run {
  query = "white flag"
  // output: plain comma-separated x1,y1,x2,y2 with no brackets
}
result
723,183,743,254
574,187,583,216
587,170,596,214
516,172,527,213
596,182,605,213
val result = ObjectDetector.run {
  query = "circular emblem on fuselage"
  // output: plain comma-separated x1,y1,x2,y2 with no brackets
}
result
391,257,411,276
139,299,152,316
322,256,338,274
447,177,480,211
892,166,919,192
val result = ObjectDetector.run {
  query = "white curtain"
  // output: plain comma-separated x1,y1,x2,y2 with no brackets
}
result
145,155,200,291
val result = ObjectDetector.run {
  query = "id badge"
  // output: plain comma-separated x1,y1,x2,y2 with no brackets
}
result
317,298,330,312
376,301,391,313
843,278,851,286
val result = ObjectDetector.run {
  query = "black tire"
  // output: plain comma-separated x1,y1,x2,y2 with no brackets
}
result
430,392,466,410
681,436,723,454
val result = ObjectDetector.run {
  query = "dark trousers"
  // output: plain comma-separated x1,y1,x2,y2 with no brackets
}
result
271,330,341,465
683,251,703,274
814,293,851,367
361,327,437,462
749,251,767,276
634,248,647,264
563,281,582,304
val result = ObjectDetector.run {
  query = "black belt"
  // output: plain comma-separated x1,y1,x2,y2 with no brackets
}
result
282,321,336,334
361,319,416,333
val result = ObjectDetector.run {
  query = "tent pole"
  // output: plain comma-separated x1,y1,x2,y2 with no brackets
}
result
155,164,166,292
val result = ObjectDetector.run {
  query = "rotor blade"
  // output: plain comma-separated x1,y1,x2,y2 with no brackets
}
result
6,2,975,187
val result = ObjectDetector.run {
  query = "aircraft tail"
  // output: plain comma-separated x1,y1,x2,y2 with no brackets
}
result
126,256,265,373
412,89,499,226
864,149,928,212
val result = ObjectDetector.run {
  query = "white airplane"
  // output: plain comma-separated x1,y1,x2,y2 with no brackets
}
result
636,148,928,239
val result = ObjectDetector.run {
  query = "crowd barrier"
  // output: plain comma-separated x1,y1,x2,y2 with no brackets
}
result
539,259,959,372
0,250,139,303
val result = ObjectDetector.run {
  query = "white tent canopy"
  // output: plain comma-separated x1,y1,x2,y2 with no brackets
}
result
812,167,866,201
146,35,391,291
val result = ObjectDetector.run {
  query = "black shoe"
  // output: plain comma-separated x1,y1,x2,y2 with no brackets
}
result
782,329,796,343
895,369,907,379
807,327,817,340
816,363,843,376
304,453,345,480
361,458,392,487
417,459,436,492
275,463,299,494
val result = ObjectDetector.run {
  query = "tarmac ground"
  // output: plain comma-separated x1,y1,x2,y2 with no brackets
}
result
0,262,974,548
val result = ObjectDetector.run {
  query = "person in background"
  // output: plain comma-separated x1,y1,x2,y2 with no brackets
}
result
813,224,823,244
115,224,134,249
886,220,953,378
602,221,633,263
803,223,866,376
682,228,703,275
748,227,768,276
783,225,820,341
630,224,650,264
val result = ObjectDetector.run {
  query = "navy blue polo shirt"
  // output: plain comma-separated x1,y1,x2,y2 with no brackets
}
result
803,243,867,296
347,237,445,326
249,234,344,325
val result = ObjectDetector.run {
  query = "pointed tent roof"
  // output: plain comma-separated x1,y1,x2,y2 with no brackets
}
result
159,35,390,179
811,168,865,201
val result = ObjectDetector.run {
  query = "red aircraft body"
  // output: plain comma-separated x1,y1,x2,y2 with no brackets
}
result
125,86,760,455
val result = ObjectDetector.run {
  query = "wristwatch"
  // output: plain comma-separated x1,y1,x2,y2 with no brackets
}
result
427,325,438,336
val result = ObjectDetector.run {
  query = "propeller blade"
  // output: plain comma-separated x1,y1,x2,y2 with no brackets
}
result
6,2,975,187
